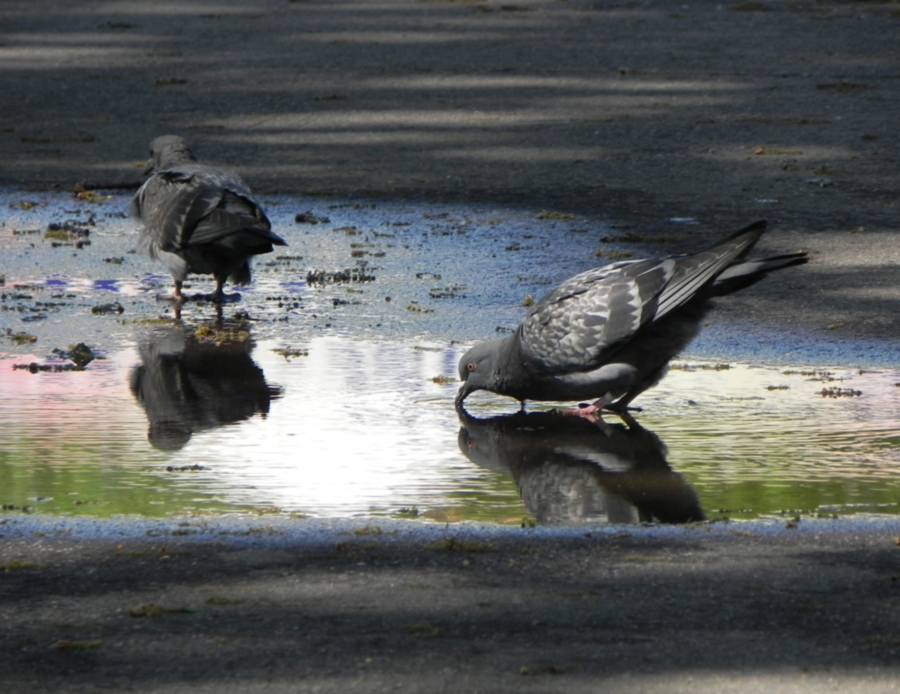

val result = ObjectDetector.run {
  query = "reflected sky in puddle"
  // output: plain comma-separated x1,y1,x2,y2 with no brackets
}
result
0,332,520,523
1,189,899,525
2,331,898,525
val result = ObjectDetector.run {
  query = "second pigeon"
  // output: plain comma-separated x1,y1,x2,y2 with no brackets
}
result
130,135,287,302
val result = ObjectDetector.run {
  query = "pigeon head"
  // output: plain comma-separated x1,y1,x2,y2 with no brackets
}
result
456,338,508,407
144,135,197,174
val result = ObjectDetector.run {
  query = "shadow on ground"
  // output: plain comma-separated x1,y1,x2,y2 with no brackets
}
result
2,519,899,692
2,0,898,234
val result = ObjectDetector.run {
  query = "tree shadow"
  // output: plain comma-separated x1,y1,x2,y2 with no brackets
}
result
1,520,899,689
1,0,897,234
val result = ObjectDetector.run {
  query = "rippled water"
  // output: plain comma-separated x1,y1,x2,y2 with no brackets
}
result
1,189,898,525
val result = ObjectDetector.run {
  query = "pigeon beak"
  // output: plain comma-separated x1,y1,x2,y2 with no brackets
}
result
455,381,475,410
143,159,155,176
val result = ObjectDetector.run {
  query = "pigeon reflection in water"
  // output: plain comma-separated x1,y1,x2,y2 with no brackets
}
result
458,409,704,525
129,325,281,451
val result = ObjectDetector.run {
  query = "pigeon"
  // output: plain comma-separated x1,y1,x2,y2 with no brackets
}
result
456,221,808,414
458,409,705,525
129,135,287,302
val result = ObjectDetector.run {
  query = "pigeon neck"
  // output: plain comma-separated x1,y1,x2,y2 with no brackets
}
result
493,333,530,400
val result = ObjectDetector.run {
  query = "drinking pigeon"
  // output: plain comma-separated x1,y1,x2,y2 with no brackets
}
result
456,221,807,414
130,135,287,302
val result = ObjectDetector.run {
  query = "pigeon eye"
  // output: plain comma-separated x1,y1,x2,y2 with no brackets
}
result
466,362,476,372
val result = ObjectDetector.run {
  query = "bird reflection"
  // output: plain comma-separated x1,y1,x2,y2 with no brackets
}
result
129,324,281,450
457,409,704,525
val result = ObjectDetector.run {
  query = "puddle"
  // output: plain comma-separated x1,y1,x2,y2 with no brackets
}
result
2,189,899,525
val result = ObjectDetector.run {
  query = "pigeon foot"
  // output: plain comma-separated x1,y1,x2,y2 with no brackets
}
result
156,280,186,304
206,290,242,304
559,400,643,422
560,402,606,422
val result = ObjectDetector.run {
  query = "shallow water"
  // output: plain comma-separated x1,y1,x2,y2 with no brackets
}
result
1,189,899,525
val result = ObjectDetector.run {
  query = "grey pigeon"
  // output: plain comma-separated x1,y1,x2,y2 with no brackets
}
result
456,221,808,414
130,135,287,302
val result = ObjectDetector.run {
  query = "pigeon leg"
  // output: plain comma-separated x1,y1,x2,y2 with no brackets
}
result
561,398,643,420
156,280,186,303
208,276,241,303
602,401,644,414
210,276,227,302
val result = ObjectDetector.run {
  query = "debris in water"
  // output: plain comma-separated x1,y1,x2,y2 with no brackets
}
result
46,221,91,238
429,286,466,299
91,302,125,315
306,268,375,284
670,363,731,372
74,189,112,204
60,342,97,367
4,330,37,344
8,200,42,211
272,347,309,360
406,302,433,313
294,211,331,224
819,387,862,398
11,343,97,371
194,325,250,344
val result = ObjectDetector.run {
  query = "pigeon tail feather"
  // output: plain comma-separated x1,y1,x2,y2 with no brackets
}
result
653,220,767,319
710,251,809,296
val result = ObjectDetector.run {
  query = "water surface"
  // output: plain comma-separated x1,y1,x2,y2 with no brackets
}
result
2,189,898,525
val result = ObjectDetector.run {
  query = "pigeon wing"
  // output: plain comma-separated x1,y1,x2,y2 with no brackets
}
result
519,258,675,373
188,190,275,247
132,165,274,251
179,167,277,245
132,169,225,251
